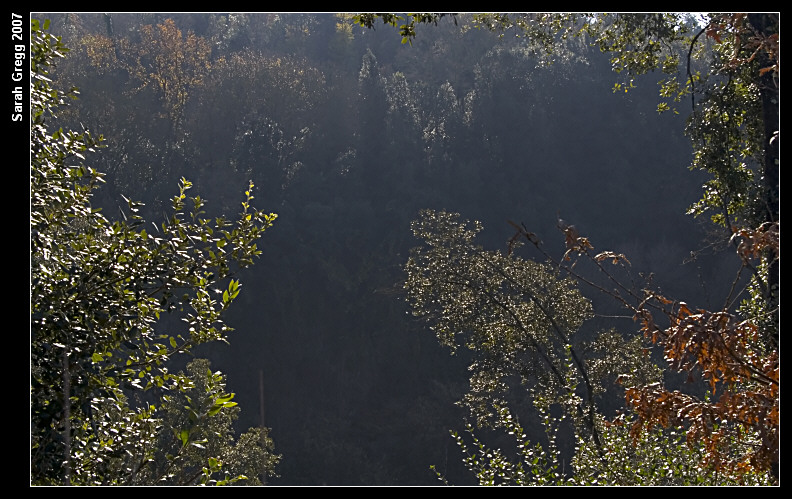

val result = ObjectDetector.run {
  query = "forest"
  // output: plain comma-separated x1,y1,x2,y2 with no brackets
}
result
29,13,778,486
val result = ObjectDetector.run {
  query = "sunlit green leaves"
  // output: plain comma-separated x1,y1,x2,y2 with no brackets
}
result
684,77,764,228
353,13,448,45
404,208,769,485
404,209,596,428
222,279,240,305
570,414,773,485
145,359,279,485
30,18,278,486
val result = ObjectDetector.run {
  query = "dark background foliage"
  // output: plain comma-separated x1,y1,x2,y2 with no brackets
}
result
35,13,736,485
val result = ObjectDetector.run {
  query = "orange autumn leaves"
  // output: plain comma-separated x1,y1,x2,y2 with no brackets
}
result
82,19,212,127
511,217,779,479
705,13,779,76
624,222,779,479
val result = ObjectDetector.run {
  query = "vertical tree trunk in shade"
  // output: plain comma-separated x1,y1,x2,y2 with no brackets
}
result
747,13,779,480
260,369,267,485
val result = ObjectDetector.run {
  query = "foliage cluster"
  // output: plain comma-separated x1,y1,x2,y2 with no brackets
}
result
31,19,279,485
390,12,779,486
82,19,211,128
406,209,776,485
34,12,778,485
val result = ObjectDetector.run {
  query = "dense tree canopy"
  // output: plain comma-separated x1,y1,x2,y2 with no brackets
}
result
365,12,779,485
30,18,279,485
32,12,778,485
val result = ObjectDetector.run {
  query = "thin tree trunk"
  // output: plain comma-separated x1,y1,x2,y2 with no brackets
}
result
259,369,267,485
62,349,72,485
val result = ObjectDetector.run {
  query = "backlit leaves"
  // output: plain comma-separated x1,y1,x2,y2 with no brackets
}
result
405,210,626,457
730,221,779,263
626,304,778,478
81,18,212,127
424,211,778,484
30,19,277,485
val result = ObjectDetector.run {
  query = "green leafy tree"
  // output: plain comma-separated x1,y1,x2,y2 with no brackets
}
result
403,211,651,485
355,13,778,226
406,210,775,485
131,358,280,485
404,210,619,436
31,19,279,485
359,12,778,307
385,12,779,485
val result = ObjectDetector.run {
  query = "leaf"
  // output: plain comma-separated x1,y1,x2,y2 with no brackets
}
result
215,393,235,404
594,251,631,265
227,279,241,300
179,429,189,446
